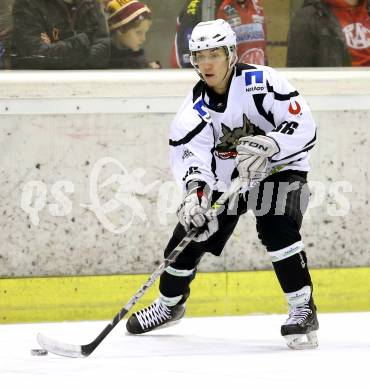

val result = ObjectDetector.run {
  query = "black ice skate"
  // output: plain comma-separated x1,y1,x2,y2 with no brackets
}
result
126,299,185,334
281,298,319,350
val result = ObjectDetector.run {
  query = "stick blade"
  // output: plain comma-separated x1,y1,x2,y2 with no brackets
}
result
37,333,85,358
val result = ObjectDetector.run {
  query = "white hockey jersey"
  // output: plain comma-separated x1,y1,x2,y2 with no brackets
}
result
169,63,316,192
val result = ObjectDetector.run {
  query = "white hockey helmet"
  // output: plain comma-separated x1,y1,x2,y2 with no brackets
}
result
189,19,238,70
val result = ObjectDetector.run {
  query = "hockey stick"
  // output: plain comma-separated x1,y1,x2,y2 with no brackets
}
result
37,178,242,358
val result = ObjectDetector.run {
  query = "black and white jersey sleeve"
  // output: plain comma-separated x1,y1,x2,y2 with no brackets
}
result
169,92,217,191
258,66,317,170
169,64,317,192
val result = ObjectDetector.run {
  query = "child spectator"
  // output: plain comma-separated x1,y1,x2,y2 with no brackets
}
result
106,0,160,69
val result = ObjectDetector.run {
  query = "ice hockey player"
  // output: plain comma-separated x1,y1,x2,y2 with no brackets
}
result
126,19,319,349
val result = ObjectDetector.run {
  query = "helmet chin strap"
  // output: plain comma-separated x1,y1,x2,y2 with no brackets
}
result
220,66,234,86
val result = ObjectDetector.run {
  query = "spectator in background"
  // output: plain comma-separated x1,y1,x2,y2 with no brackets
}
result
217,0,268,65
170,0,203,68
11,0,110,69
106,0,160,68
287,0,370,67
0,1,12,69
170,0,268,68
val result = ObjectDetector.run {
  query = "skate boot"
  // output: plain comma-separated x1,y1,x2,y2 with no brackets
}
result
281,287,319,350
126,296,185,335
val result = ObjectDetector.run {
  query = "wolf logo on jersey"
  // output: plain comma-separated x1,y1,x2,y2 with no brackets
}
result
169,63,316,191
215,114,264,159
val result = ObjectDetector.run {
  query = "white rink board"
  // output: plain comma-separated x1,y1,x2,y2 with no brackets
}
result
1,312,369,390
0,69,370,277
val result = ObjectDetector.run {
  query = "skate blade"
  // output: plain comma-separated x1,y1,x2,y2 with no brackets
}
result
284,331,319,350
154,319,183,332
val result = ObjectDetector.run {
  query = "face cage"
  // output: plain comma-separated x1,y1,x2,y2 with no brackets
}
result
190,45,238,76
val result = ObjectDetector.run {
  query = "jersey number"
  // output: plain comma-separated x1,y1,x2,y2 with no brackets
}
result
273,121,298,135
182,166,201,182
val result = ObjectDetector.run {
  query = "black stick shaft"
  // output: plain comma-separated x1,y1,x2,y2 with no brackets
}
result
80,179,242,356
81,228,199,356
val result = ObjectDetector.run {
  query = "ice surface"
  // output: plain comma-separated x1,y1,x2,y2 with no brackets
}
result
1,312,369,390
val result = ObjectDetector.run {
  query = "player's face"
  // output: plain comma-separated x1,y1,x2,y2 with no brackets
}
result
117,19,152,52
195,48,230,94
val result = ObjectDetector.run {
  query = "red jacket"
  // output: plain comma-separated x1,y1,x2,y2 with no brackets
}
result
170,0,267,68
216,0,268,65
324,0,370,66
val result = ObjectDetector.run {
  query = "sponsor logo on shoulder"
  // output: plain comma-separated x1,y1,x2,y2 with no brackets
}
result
288,100,302,116
246,85,265,92
244,70,265,93
245,70,264,86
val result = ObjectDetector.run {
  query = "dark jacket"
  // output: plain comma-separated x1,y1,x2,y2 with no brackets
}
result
287,0,368,67
0,1,13,69
11,0,110,69
108,43,148,69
